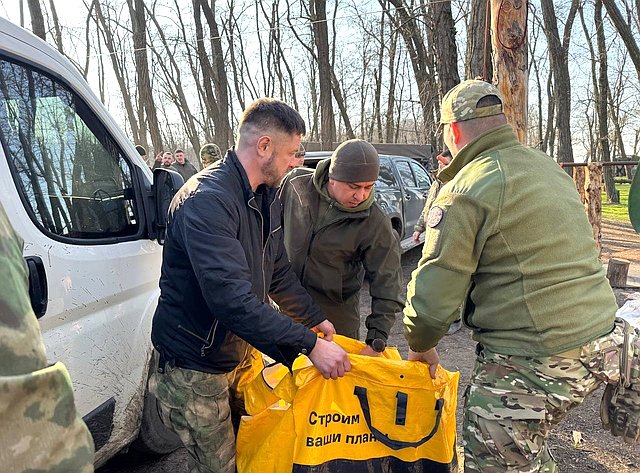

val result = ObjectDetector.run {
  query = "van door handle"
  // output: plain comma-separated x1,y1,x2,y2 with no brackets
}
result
25,256,48,319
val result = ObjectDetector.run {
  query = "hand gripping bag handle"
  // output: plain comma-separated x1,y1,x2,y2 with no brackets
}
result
353,385,444,450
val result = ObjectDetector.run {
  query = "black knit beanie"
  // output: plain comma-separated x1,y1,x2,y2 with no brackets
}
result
328,139,380,182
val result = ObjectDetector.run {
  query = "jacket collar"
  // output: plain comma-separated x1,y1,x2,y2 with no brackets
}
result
226,149,268,203
437,124,519,183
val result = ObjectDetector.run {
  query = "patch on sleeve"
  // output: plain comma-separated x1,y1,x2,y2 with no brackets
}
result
426,206,444,228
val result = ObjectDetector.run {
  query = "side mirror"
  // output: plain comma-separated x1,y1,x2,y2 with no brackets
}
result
153,168,184,244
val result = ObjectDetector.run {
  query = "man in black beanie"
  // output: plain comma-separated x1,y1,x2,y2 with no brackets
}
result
279,139,403,356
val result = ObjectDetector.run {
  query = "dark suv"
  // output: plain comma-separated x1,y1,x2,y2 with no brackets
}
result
302,152,433,253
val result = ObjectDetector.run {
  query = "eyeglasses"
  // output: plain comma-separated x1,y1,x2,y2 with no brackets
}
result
295,151,306,159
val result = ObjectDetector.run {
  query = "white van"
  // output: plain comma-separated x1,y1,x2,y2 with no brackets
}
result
0,18,182,465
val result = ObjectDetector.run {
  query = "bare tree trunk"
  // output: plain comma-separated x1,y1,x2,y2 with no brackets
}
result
603,0,640,81
145,5,201,155
579,2,599,164
93,1,140,143
199,0,232,147
466,0,492,80
383,0,436,138
385,20,398,143
545,72,556,155
608,79,630,178
310,0,336,149
429,0,460,95
128,0,162,153
540,0,578,161
27,0,46,40
48,0,64,53
595,0,619,203
529,18,544,149
373,10,385,142
491,0,528,142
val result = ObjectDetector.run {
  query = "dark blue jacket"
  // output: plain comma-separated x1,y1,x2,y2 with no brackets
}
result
151,151,323,373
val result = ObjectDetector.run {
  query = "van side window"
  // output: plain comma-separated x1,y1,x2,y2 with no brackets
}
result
0,56,139,241
395,161,417,188
376,162,397,189
410,162,432,190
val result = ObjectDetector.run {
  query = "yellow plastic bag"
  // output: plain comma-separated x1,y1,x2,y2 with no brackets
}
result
237,335,459,472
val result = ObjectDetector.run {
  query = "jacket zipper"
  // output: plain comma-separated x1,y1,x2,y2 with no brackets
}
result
248,195,273,302
177,323,219,357
301,201,334,283
200,320,219,357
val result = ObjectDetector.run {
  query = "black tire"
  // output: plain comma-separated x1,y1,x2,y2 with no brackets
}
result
131,351,181,455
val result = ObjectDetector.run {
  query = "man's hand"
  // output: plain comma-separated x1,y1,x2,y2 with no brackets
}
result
359,344,382,357
408,347,440,379
412,230,422,244
308,338,351,380
311,319,336,342
155,153,163,162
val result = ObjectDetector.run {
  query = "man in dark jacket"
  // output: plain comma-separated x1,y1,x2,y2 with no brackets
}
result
279,139,403,357
170,148,198,181
150,98,350,473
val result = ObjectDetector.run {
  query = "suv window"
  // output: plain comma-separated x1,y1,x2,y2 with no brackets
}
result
410,161,431,189
395,160,417,187
0,56,139,240
376,161,397,189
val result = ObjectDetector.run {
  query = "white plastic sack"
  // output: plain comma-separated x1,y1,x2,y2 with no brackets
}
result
616,292,640,329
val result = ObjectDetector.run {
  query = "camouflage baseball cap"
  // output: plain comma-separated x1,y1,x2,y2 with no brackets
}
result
439,79,504,124
200,143,222,166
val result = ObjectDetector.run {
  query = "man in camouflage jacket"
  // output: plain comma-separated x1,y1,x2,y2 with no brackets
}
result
0,203,94,472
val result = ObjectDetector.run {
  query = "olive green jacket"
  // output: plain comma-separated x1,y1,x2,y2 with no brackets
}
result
279,160,403,342
404,125,617,356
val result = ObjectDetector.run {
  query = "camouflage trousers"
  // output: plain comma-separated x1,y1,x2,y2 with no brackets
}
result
149,348,262,473
463,324,624,473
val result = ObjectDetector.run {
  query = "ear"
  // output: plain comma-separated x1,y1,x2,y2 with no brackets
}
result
450,122,462,145
256,135,271,158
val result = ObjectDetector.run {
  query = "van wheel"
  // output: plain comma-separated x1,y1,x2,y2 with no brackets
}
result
131,351,181,455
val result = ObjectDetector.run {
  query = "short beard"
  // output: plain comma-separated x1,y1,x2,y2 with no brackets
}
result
261,152,285,187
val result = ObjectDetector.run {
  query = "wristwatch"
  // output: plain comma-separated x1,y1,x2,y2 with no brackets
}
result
368,338,387,353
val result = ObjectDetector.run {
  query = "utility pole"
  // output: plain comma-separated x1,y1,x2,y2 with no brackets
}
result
490,0,528,143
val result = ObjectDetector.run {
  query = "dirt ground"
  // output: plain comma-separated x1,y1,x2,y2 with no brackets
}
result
375,218,640,472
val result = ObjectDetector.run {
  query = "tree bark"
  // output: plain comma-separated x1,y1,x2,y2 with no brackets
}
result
383,0,436,138
491,0,528,142
199,0,232,147
466,0,492,80
540,0,578,161
128,0,162,154
603,0,640,81
595,0,619,203
429,0,460,95
310,0,336,149
586,163,603,256
27,0,46,40
48,0,64,53
93,1,140,143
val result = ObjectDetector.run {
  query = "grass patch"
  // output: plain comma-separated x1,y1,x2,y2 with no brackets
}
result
602,183,630,222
